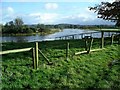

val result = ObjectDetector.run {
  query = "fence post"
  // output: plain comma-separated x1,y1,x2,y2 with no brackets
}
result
81,34,83,39
87,37,93,54
111,34,114,45
32,48,36,69
66,42,69,61
101,31,104,48
35,42,39,69
85,37,88,51
72,35,74,39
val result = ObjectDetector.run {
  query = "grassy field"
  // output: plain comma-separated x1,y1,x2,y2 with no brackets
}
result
1,38,120,89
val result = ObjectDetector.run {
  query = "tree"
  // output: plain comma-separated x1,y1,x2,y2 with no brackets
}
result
2,17,36,34
14,17,24,33
37,24,45,34
14,17,24,26
89,0,120,26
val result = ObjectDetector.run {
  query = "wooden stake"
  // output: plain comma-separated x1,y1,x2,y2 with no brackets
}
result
85,37,88,51
111,34,114,45
87,38,93,54
38,49,50,64
32,48,36,69
35,42,39,69
72,35,74,39
101,31,104,48
81,34,83,39
66,42,69,61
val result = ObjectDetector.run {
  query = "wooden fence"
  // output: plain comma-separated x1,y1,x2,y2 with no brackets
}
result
1,42,40,69
55,31,120,40
55,31,100,40
1,31,120,69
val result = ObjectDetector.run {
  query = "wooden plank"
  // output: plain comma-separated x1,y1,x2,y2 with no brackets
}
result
0,48,32,55
75,48,104,55
90,48,105,52
75,51,87,55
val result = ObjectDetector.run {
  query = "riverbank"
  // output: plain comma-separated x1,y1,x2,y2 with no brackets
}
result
2,38,120,89
1,28,119,43
1,28,61,36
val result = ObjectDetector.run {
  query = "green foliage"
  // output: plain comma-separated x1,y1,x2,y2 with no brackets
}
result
2,38,120,89
2,17,35,34
14,17,23,26
89,1,120,27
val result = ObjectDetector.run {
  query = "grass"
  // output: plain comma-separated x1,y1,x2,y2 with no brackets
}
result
1,37,120,89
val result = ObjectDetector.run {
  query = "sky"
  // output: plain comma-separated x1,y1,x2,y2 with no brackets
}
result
1,0,116,25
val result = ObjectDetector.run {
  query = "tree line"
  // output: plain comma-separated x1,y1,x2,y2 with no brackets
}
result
1,20,119,35
1,18,35,34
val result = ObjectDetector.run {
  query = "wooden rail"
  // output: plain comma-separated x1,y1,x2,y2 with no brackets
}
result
1,42,38,69
0,48,32,55
55,31,100,40
55,31,120,40
1,42,52,69
74,31,120,55
75,48,105,55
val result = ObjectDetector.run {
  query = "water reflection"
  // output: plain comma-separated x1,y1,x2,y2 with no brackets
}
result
1,29,118,43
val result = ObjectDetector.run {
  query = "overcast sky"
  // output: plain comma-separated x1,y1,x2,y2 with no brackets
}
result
1,0,116,25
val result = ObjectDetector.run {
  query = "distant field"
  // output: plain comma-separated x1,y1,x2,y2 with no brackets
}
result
2,38,120,89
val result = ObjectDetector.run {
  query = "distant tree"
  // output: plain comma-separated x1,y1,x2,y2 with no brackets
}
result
0,24,3,33
89,1,120,26
37,24,45,34
14,17,24,26
14,17,24,33
3,21,16,34
2,17,35,34
22,25,33,33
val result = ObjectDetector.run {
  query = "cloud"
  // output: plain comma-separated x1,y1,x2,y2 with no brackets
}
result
7,7,14,14
45,3,58,10
2,7,15,23
29,13,41,17
59,14,114,25
29,13,59,24
59,13,95,24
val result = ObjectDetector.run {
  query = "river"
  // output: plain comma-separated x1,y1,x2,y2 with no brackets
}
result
0,29,116,43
